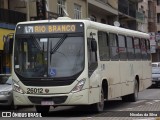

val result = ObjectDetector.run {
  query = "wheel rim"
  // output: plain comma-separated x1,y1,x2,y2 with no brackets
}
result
134,81,138,99
98,89,104,111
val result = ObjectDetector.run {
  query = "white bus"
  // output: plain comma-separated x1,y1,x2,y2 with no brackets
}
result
12,17,152,113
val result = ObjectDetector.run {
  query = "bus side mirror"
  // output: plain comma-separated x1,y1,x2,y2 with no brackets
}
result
91,38,97,52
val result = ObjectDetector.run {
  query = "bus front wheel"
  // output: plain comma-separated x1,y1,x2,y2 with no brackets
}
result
91,88,104,112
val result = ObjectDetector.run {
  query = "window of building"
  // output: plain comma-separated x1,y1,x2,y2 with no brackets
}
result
141,5,144,9
157,13,160,23
157,0,160,5
126,36,135,60
0,0,4,8
74,4,82,19
109,33,119,60
98,31,110,61
57,0,66,16
101,19,106,24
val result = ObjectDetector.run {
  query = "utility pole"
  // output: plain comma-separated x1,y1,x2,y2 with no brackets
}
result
26,0,30,21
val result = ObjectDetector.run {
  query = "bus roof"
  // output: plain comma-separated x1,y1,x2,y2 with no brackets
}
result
17,18,149,39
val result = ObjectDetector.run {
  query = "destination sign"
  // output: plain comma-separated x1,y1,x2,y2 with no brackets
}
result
16,23,84,34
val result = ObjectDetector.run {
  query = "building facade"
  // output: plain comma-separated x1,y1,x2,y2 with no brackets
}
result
138,0,148,33
88,0,118,25
118,0,144,30
1,0,159,73
148,0,159,62
25,0,88,20
157,0,160,32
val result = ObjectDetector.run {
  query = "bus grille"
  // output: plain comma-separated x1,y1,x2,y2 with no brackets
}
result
28,96,68,104
22,80,74,86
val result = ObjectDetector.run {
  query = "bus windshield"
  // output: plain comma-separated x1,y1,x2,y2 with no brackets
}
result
14,34,84,78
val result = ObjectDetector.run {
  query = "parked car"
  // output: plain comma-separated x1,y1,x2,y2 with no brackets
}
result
152,62,160,87
0,75,13,106
152,62,160,67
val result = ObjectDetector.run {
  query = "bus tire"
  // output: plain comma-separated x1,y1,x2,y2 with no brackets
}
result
91,88,104,112
122,80,138,102
35,105,50,114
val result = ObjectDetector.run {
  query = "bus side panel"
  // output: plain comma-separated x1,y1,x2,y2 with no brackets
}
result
133,61,143,91
120,61,135,96
88,69,101,104
142,61,152,90
105,61,121,99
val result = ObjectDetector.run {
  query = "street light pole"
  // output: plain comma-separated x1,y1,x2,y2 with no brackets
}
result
26,0,30,21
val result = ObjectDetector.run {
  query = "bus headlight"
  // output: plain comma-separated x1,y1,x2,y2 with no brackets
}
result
13,82,25,94
71,79,86,93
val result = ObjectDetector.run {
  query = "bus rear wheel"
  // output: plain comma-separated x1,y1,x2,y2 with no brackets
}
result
91,88,104,112
122,80,138,102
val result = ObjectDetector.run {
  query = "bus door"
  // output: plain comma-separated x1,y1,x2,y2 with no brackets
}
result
87,29,101,104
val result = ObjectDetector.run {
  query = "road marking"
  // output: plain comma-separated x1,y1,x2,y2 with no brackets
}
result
153,100,160,102
146,102,153,104
85,117,92,119
137,105,142,107
132,100,147,104
133,118,155,120
126,108,133,110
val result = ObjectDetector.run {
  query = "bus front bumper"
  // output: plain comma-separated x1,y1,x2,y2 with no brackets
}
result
13,89,89,106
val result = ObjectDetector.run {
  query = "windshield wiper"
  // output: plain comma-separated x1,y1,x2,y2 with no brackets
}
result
30,35,42,51
50,34,67,54
50,34,68,63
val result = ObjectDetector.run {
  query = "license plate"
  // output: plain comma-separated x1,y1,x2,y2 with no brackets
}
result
41,101,54,105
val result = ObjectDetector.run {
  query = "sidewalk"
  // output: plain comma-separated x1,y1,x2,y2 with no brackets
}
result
90,100,160,120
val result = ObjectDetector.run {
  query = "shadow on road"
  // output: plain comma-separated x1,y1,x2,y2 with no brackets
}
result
0,105,34,111
44,100,129,117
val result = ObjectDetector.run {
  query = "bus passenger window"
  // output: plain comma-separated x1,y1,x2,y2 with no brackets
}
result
118,35,127,60
134,38,141,60
98,31,110,61
140,39,148,60
146,39,151,60
126,36,135,60
109,33,119,60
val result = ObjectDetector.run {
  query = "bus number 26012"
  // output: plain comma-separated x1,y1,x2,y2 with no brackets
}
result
27,88,43,94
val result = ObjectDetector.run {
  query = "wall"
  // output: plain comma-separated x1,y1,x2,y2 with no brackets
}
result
9,0,26,13
88,0,118,24
47,0,57,14
108,0,118,10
